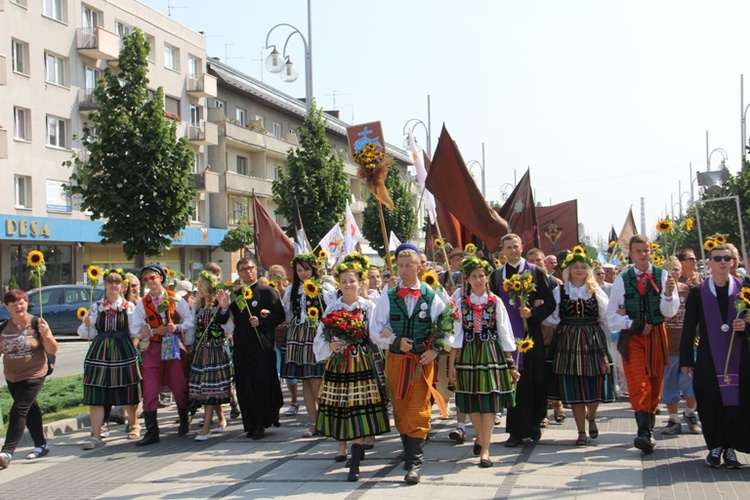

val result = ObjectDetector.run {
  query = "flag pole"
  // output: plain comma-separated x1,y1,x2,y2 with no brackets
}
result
432,219,455,288
377,201,393,273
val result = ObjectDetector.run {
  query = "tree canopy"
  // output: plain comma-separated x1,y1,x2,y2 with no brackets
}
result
362,164,416,257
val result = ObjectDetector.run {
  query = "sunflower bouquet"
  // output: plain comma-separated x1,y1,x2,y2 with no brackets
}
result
704,233,728,252
503,271,536,331
302,278,324,328
320,308,368,368
723,286,750,383
421,270,442,291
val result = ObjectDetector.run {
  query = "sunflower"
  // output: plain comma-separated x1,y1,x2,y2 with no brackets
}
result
434,238,445,248
224,281,234,287
609,241,616,249
572,245,586,255
167,268,177,278
27,250,44,268
303,279,319,298
685,218,694,232
307,306,320,320
421,271,439,289
318,249,328,260
494,258,502,267
243,287,253,300
390,255,396,262
656,219,673,234
517,337,535,353
714,234,727,245
651,243,660,251
704,239,717,251
87,265,103,282
76,307,88,320
464,243,477,255
268,281,277,290
502,280,510,292
512,280,522,291
740,287,750,306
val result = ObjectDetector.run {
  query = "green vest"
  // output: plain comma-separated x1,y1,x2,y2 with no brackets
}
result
623,266,665,324
387,282,435,354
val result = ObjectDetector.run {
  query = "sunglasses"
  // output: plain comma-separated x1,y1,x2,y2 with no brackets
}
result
682,257,698,262
711,255,734,262
142,275,160,282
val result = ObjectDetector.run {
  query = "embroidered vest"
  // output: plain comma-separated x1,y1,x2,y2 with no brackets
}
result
460,296,498,344
623,266,665,324
142,291,181,339
387,282,435,354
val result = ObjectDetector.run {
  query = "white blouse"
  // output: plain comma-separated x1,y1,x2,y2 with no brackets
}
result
544,281,609,329
451,292,516,353
313,296,377,362
77,297,136,340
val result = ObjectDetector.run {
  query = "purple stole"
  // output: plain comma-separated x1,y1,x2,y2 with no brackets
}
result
701,276,742,406
498,260,531,370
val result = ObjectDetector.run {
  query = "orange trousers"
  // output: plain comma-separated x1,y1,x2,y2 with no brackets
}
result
386,353,435,439
623,332,666,413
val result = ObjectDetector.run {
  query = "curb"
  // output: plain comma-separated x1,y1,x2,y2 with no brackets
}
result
18,413,91,448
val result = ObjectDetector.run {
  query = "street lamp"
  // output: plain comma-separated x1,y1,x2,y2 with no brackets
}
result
466,143,486,198
264,1,313,114
500,182,515,202
694,194,747,269
402,118,430,157
707,147,728,171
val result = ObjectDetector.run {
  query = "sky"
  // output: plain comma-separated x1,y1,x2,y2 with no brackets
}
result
140,0,750,249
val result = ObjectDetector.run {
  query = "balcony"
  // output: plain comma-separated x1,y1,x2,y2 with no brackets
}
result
78,89,97,114
0,54,6,85
193,171,219,193
0,128,7,159
225,171,273,196
76,27,120,61
187,121,218,146
186,73,217,99
224,121,295,156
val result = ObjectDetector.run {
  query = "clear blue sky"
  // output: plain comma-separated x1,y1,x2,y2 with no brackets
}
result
141,0,750,247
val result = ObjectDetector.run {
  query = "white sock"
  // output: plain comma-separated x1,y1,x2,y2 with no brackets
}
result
684,407,696,417
669,413,680,423
457,422,466,431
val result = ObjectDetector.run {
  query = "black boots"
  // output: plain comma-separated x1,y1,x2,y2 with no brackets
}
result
348,443,364,482
404,437,425,484
400,434,410,469
633,411,655,454
136,411,160,447
177,406,190,436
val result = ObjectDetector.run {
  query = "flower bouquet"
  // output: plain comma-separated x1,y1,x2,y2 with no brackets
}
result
723,286,750,383
321,309,367,368
503,271,536,331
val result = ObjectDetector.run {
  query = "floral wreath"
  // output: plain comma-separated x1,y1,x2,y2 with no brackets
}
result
459,256,493,277
198,269,220,289
341,251,370,270
102,268,127,282
292,253,319,269
559,252,595,270
334,261,366,280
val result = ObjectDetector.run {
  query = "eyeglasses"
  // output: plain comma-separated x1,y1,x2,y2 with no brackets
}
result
142,275,160,282
238,266,256,273
681,257,698,262
711,255,734,262
382,274,392,279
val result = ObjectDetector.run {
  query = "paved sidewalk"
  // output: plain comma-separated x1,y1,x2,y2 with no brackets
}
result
0,398,749,499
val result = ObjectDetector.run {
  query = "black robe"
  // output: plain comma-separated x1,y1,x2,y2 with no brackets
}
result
230,281,285,432
680,284,750,452
490,262,556,439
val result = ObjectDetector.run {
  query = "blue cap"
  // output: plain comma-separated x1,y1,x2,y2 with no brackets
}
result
141,264,166,282
394,243,420,259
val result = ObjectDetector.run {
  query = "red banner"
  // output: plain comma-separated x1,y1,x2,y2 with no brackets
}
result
537,200,579,255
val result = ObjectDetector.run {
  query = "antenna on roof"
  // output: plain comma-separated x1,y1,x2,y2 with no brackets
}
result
325,90,350,110
167,0,188,17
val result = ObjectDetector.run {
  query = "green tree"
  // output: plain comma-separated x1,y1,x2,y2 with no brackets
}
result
64,29,195,266
362,164,416,257
7,275,19,290
272,101,348,244
219,219,254,253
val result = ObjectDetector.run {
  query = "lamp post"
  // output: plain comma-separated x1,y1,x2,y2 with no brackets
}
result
500,182,515,202
402,118,430,158
466,142,486,198
694,195,747,269
264,0,313,113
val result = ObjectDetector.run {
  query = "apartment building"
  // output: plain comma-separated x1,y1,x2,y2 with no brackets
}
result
0,0,221,288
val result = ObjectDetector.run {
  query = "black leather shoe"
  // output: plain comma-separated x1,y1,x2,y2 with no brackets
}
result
504,435,523,448
530,426,542,441
251,426,265,440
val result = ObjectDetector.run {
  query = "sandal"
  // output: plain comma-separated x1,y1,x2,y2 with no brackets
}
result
554,407,566,423
25,445,49,459
540,417,549,428
83,437,105,450
575,432,588,446
284,403,300,417
127,425,141,439
588,419,599,439
302,427,320,438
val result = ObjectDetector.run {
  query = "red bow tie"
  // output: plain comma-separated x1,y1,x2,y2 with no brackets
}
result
637,272,660,296
396,287,421,299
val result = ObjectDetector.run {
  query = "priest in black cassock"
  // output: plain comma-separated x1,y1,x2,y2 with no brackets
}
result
231,257,286,440
490,233,556,447
681,244,750,469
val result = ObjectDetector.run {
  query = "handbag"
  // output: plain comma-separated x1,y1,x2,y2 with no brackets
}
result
161,334,182,361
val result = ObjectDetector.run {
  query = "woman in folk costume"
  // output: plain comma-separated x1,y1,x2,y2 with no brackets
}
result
546,250,617,446
449,256,519,468
78,268,142,449
282,253,334,437
189,269,234,441
313,256,390,482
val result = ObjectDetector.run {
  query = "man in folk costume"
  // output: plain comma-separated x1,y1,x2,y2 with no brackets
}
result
680,244,750,468
606,235,677,454
489,233,556,447
230,257,286,440
370,243,449,484
130,265,194,446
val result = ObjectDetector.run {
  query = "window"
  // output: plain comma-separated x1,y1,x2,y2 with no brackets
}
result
254,115,265,128
229,195,251,225
211,99,225,109
46,115,68,149
164,44,179,71
272,122,282,139
12,39,29,75
14,107,31,141
15,176,31,208
190,199,203,223
11,0,29,8
189,105,200,126
115,21,131,46
236,108,246,125
188,56,200,78
42,0,66,22
192,153,201,174
165,96,181,120
84,66,100,90
45,52,67,86
81,4,101,28
145,34,156,62
236,156,248,176
11,245,74,289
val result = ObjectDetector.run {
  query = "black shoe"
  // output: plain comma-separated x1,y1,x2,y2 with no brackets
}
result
403,437,424,484
530,426,542,441
504,435,523,448
633,412,655,454
473,440,481,456
230,407,240,419
479,458,493,468
706,447,723,468
348,443,364,482
272,416,281,428
723,448,742,469
136,411,160,447
448,427,466,443
251,426,265,440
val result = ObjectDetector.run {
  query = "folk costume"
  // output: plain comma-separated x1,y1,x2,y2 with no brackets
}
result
606,264,678,453
188,300,233,406
313,296,390,440
451,291,517,414
78,297,141,406
546,282,617,404
282,281,331,379
489,259,556,443
230,280,285,438
680,276,750,456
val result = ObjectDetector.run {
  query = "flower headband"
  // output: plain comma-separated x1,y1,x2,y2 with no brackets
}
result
459,256,494,277
334,261,366,280
103,268,127,282
341,252,370,269
292,253,319,269
559,252,595,270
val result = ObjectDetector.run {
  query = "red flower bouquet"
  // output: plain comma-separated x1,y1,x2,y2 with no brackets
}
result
321,308,367,368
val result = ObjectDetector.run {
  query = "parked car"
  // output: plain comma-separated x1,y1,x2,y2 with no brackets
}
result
0,285,104,335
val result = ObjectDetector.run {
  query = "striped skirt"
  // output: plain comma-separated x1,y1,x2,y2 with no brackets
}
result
455,339,515,414
283,320,324,379
315,343,390,440
83,331,142,405
189,338,234,405
547,322,617,404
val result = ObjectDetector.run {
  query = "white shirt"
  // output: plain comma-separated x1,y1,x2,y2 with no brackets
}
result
605,264,679,331
544,281,610,330
282,281,336,324
313,296,377,362
451,291,516,353
129,290,195,345
77,297,136,340
369,281,446,347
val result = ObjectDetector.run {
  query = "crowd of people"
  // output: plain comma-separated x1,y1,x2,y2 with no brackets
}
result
1,233,748,479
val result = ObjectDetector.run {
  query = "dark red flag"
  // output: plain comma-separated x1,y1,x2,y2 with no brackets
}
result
425,126,508,252
252,193,294,277
536,200,579,255
423,151,470,254
497,168,539,249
